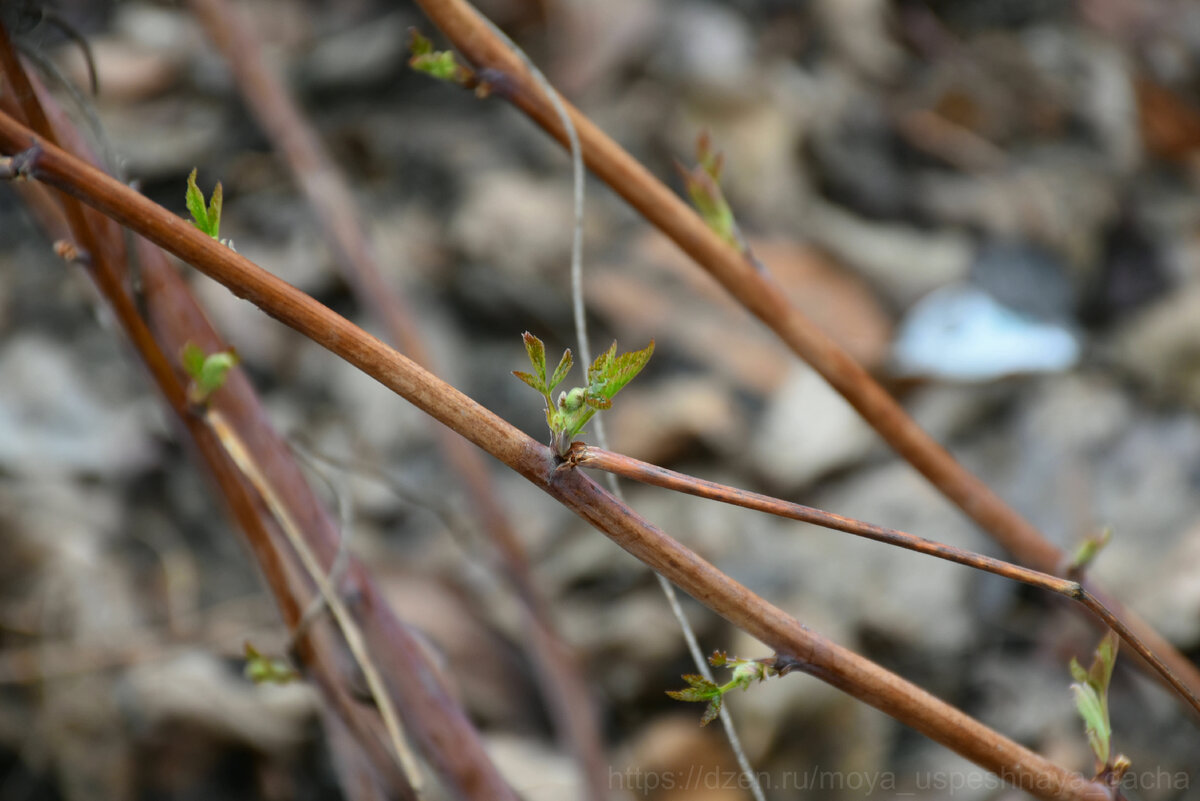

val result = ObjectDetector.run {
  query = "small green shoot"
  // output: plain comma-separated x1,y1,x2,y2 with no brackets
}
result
1067,526,1112,577
513,332,654,456
186,168,222,239
181,341,239,406
1069,630,1129,780
243,642,299,685
408,29,480,91
667,651,779,726
677,132,740,250
186,168,235,249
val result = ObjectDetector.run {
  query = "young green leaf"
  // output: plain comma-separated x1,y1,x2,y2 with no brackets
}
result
663,687,709,703
677,133,739,249
198,351,238,395
186,168,224,240
181,341,207,379
682,168,736,246
666,674,724,725
699,697,722,726
185,168,210,235
666,674,720,702
586,339,655,403
410,29,435,57
512,370,544,394
1069,629,1120,769
181,342,239,405
548,348,574,393
207,180,223,241
586,341,616,386
1068,527,1112,575
522,331,548,388
1087,630,1118,694
408,29,476,86
517,334,654,456
670,651,780,727
1071,683,1109,765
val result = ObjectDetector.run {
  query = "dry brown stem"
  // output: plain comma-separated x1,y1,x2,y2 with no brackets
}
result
0,108,1118,801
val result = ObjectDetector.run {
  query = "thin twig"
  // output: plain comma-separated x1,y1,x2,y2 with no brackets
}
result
569,446,1078,591
0,113,1121,800
208,410,426,794
568,444,1200,721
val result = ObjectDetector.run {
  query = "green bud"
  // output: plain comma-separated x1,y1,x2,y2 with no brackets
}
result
561,387,587,412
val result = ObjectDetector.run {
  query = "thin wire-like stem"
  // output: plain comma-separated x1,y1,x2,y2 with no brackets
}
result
408,0,1200,703
477,18,589,368
0,111,1122,800
478,17,765,799
569,444,1200,720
